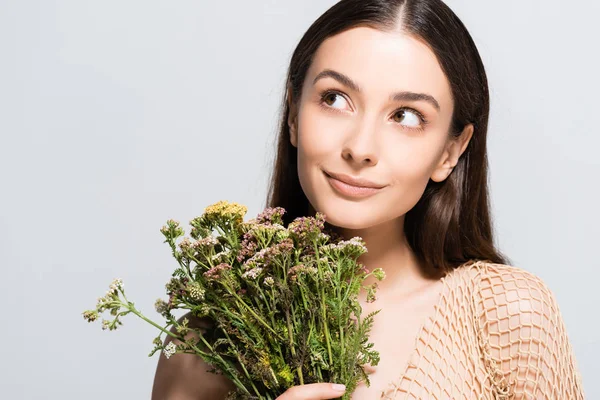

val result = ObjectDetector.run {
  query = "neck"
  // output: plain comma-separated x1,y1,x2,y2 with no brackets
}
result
336,215,431,294
307,204,438,296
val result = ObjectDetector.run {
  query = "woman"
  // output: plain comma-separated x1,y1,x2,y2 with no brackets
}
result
152,0,585,398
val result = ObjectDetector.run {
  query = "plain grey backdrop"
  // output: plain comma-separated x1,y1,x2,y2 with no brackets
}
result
1,0,597,398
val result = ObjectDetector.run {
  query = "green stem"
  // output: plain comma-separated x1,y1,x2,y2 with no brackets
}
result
285,309,304,385
222,330,263,399
313,241,333,368
188,341,251,396
116,292,252,396
127,305,182,341
228,286,282,339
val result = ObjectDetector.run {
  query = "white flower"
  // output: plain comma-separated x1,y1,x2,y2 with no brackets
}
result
242,267,263,280
263,276,275,287
211,248,232,262
195,236,218,248
163,342,177,359
109,278,124,292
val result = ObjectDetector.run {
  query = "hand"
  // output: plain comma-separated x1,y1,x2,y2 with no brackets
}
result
275,364,376,399
275,383,347,400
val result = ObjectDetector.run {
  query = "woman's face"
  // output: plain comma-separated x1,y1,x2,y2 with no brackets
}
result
288,26,472,230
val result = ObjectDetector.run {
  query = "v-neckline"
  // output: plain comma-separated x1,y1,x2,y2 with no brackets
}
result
377,265,458,398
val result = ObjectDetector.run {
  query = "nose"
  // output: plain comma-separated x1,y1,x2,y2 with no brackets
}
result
341,117,379,166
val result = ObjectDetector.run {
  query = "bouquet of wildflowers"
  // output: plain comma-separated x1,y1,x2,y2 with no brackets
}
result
82,201,385,400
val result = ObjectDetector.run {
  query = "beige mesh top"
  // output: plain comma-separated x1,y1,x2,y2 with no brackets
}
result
379,260,585,399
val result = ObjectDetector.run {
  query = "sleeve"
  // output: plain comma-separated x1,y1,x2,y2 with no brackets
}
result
473,264,586,399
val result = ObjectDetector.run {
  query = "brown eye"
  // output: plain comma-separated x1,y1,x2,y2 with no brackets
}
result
323,93,337,106
320,91,348,110
392,109,422,128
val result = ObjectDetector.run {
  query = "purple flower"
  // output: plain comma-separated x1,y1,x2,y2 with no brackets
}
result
256,207,286,225
288,213,326,244
203,263,232,281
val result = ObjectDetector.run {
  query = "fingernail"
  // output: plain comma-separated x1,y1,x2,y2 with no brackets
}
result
332,383,346,392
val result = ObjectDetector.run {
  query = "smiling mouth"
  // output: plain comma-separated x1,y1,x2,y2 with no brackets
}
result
324,171,386,199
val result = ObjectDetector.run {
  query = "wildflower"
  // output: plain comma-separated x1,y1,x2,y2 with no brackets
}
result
276,230,290,241
277,365,294,386
321,237,367,258
237,231,259,263
109,278,124,293
322,270,334,282
192,304,211,317
203,263,232,281
288,213,326,244
252,223,286,237
263,276,275,287
275,238,294,255
372,268,386,281
188,216,213,240
242,247,272,270
176,317,191,335
186,281,205,301
203,200,248,224
366,283,379,303
256,207,286,225
288,264,318,282
165,277,183,294
160,219,185,239
211,248,232,263
82,310,99,322
317,232,330,244
242,267,263,280
358,263,370,274
178,237,193,253
83,202,382,400
154,299,169,314
163,341,177,359
194,236,219,250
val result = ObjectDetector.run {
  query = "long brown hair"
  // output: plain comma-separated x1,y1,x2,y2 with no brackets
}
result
265,0,510,275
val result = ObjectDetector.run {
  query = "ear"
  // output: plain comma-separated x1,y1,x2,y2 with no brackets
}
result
287,85,299,148
430,123,474,183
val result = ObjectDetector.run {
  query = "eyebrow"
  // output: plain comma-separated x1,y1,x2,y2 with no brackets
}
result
312,68,441,112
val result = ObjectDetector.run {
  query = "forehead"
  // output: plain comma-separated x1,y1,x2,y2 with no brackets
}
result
307,26,452,111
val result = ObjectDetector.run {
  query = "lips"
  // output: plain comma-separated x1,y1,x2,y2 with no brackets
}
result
323,170,387,199
323,171,386,189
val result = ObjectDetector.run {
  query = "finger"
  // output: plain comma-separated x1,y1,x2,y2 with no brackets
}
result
276,382,347,400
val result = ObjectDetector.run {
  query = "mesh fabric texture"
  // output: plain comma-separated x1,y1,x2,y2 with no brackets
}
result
379,260,585,399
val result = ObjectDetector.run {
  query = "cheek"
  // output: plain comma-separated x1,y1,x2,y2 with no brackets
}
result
383,138,445,209
296,108,341,159
295,105,344,175
294,108,337,205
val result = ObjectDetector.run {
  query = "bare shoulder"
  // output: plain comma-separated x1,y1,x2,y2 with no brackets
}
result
151,312,237,400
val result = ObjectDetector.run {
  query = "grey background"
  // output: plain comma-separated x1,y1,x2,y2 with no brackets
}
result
1,1,597,398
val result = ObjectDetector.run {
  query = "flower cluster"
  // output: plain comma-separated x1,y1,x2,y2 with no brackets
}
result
203,263,232,281
256,206,286,225
321,237,368,259
287,264,318,282
82,201,383,400
163,342,177,359
287,212,326,245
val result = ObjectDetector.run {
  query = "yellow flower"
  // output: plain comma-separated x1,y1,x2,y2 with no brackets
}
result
203,200,248,222
277,365,294,386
